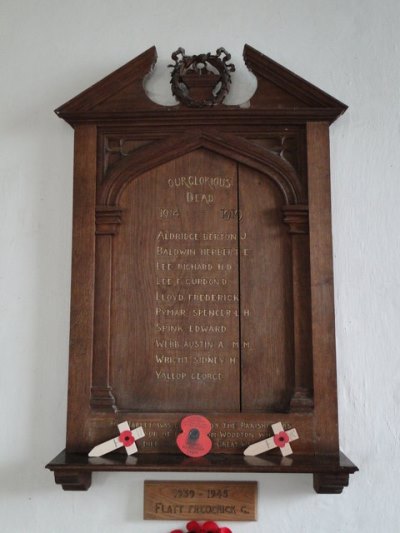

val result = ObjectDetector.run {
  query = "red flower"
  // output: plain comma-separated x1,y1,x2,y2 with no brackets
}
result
273,431,289,448
170,521,232,533
118,430,134,447
185,521,231,533
186,521,203,532
201,522,221,533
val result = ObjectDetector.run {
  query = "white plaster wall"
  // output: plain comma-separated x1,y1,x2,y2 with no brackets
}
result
1,0,399,531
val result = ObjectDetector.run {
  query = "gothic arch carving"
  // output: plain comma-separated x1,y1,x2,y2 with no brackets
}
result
99,130,305,206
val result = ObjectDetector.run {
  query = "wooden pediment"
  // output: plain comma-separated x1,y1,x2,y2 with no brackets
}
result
243,45,347,112
55,46,160,118
56,45,347,125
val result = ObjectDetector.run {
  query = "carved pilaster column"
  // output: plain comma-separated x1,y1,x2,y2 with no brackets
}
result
90,206,122,411
282,205,314,411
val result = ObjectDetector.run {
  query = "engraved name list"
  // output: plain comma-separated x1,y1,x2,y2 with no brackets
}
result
152,168,249,412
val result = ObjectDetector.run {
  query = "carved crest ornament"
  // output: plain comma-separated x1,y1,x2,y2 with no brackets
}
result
169,47,235,107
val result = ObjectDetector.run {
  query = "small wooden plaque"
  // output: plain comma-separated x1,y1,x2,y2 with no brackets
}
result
144,481,257,521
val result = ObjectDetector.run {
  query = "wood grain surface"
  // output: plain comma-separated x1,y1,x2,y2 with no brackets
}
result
144,481,257,521
111,149,240,412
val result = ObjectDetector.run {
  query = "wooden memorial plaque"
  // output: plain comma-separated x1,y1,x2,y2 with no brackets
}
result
143,481,257,521
112,151,241,412
46,45,358,493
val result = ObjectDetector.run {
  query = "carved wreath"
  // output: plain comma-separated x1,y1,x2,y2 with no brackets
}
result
169,47,235,108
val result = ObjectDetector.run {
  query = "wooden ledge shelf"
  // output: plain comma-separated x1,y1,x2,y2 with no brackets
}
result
46,450,358,494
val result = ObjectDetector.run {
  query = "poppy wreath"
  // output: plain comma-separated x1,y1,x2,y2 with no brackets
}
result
171,520,232,533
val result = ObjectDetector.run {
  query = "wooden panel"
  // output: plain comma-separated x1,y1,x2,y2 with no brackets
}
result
80,412,314,454
144,481,257,521
307,121,339,454
239,164,293,411
66,125,97,450
110,149,241,412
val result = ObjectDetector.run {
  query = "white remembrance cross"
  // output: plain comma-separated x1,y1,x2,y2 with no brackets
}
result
88,421,145,457
244,422,299,457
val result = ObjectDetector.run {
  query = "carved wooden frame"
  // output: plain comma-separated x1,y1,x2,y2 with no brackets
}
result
46,45,358,492
92,130,306,414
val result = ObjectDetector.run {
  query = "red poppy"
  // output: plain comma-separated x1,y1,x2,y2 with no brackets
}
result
185,521,231,533
273,431,289,448
118,430,134,447
186,521,204,532
201,522,221,533
170,521,232,533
